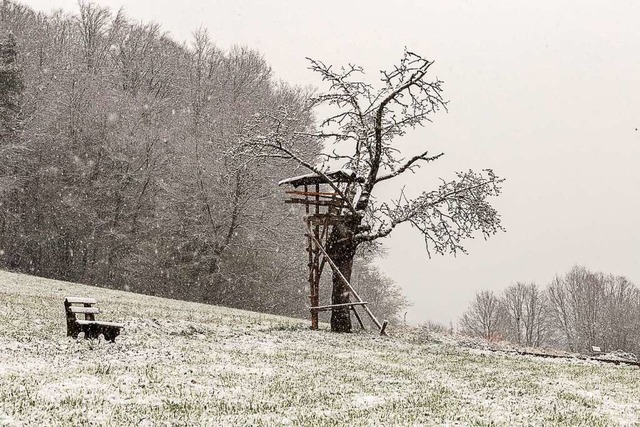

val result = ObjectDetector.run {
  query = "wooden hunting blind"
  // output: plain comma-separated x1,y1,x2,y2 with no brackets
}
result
279,169,388,335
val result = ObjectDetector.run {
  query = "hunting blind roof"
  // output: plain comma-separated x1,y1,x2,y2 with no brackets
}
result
278,169,364,188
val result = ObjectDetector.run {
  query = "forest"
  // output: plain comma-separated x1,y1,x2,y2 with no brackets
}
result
0,1,408,324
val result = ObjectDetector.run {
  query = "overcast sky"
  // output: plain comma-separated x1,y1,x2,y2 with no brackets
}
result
25,0,640,325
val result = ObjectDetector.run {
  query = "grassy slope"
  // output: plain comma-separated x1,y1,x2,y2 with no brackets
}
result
0,270,639,426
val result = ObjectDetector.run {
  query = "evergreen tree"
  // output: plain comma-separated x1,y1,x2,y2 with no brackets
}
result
0,31,22,143
0,30,24,206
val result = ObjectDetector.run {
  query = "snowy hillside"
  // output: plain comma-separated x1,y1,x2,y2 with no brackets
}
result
1,270,639,426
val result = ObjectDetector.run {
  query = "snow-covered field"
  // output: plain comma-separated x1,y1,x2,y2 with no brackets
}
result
1,270,639,426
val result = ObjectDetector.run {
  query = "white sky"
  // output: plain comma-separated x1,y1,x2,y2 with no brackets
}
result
24,0,640,325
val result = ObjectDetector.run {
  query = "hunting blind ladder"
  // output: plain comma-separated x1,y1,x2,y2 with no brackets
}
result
279,170,388,335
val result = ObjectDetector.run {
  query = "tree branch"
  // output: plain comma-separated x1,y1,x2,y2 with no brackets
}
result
375,151,444,184
356,170,503,249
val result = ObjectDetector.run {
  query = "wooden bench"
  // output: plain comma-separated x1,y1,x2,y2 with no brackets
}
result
64,297,123,342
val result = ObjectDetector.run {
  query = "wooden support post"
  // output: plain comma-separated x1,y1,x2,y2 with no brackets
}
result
304,184,319,330
84,302,95,321
310,302,368,311
307,233,389,336
379,320,388,336
312,183,321,327
351,305,365,330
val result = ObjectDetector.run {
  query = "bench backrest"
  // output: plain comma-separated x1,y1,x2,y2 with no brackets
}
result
64,297,100,321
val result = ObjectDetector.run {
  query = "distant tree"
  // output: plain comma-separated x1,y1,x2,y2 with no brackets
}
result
245,50,504,332
548,266,640,353
501,282,548,347
463,266,640,354
0,30,26,270
600,274,640,353
0,31,24,195
348,259,410,326
547,266,604,352
422,320,452,335
76,2,124,72
460,290,503,341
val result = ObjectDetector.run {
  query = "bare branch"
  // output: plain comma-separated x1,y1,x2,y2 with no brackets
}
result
375,151,444,184
356,169,503,254
239,110,358,215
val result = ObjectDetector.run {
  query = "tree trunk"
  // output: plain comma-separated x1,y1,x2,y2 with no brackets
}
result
327,221,356,333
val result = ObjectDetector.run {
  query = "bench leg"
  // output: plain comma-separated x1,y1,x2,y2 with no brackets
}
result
83,324,98,340
103,327,121,343
67,320,80,338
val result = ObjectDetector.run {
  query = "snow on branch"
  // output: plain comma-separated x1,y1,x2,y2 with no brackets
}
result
375,151,444,184
240,49,503,254
357,169,504,256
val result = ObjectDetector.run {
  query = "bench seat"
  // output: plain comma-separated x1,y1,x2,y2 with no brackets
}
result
76,320,125,328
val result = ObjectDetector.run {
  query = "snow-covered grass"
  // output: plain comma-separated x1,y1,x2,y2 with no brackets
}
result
1,270,639,426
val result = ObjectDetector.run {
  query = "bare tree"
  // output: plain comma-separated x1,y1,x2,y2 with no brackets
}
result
460,290,503,341
348,259,410,326
502,282,548,347
600,274,639,353
243,50,504,332
0,31,24,195
466,267,640,354
547,266,606,352
75,2,124,72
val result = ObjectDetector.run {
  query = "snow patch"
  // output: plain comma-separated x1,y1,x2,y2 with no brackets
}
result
0,413,18,427
352,393,385,408
38,376,107,403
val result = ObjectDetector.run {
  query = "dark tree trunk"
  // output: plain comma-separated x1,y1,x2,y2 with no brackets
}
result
327,220,357,333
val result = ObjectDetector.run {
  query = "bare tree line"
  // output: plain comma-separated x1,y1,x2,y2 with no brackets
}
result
0,1,408,322
460,266,640,355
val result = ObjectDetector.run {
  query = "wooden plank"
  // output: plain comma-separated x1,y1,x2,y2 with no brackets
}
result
305,214,342,225
305,188,316,330
309,302,369,311
379,320,389,336
285,198,345,207
64,296,97,304
306,213,341,219
76,320,124,328
351,305,365,330
68,306,100,314
312,184,321,328
286,190,339,198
